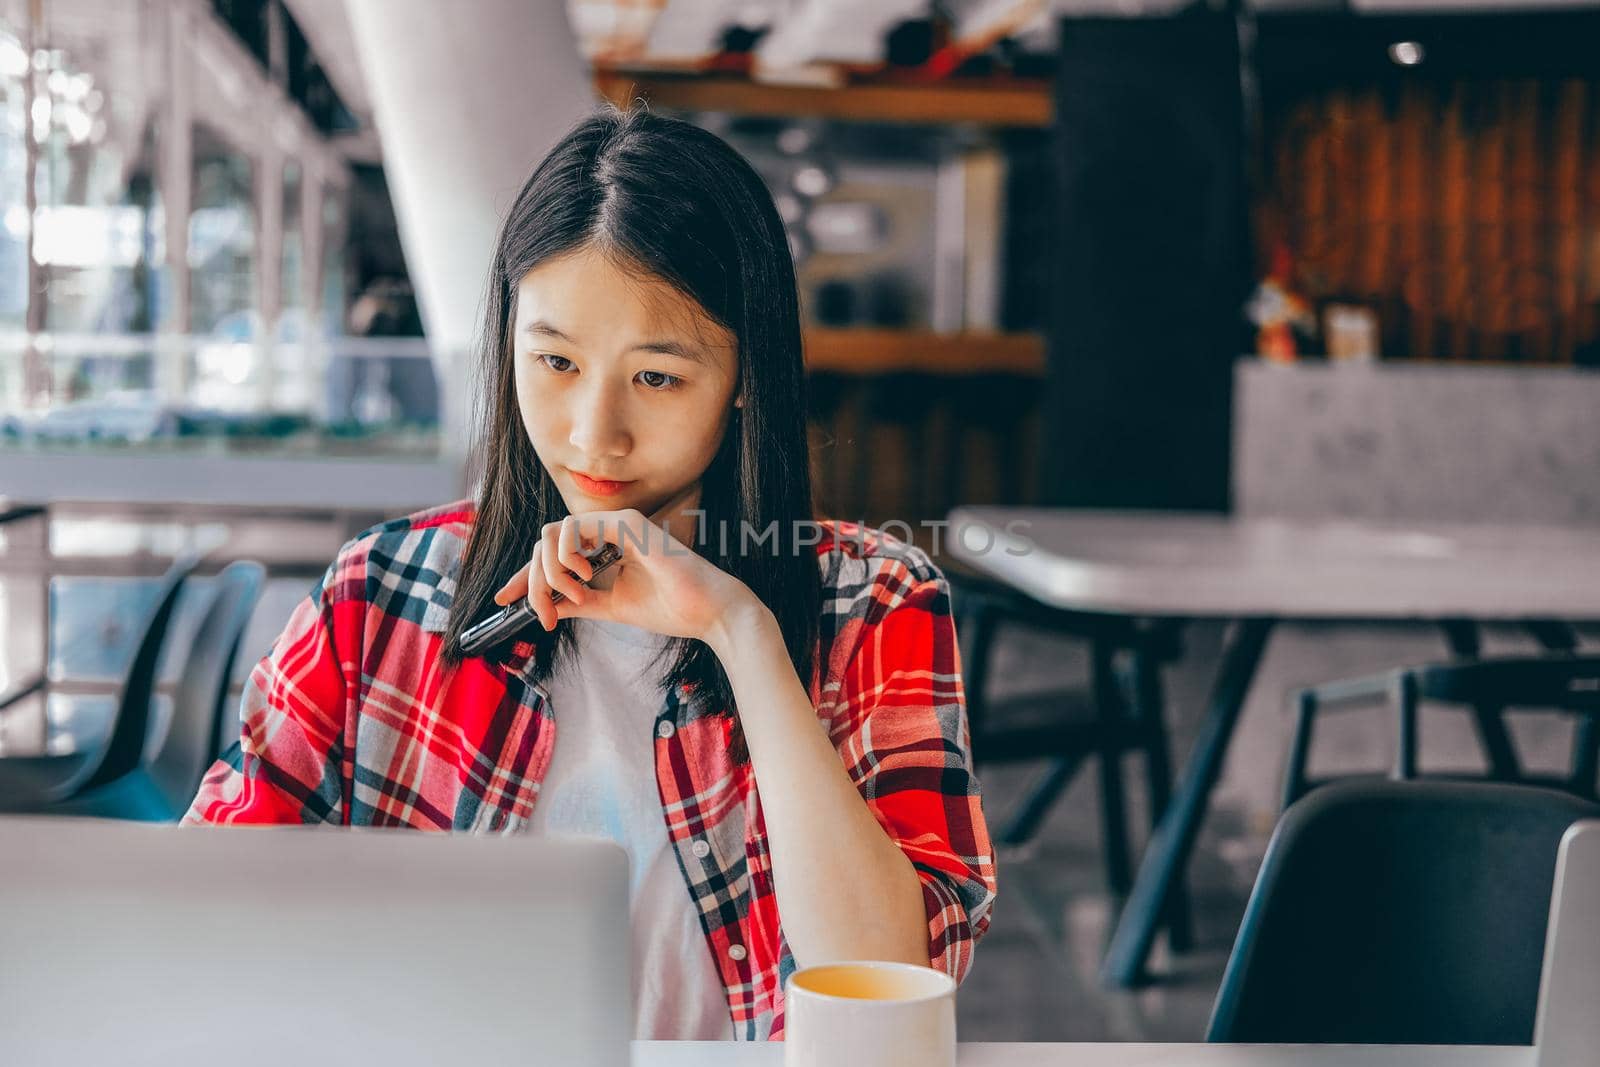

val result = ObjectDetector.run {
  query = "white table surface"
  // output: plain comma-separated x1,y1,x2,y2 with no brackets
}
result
946,507,1600,620
3,451,463,511
633,1041,1534,1066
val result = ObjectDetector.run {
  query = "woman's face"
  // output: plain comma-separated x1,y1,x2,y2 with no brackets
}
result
512,247,741,534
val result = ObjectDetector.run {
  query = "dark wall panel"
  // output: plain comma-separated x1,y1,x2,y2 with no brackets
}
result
1042,9,1249,511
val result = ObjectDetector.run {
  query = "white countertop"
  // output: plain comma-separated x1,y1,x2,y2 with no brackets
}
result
1,451,463,511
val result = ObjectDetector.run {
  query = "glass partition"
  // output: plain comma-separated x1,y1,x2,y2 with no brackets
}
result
0,0,440,459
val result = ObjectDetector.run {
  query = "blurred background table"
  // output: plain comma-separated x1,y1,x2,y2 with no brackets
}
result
946,507,1600,987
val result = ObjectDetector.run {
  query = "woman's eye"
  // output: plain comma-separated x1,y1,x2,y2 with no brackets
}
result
538,354,575,373
637,370,682,391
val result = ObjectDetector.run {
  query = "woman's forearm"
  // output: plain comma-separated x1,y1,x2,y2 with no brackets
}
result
706,600,930,971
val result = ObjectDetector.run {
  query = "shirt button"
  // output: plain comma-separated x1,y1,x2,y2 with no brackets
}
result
691,839,711,859
657,720,675,739
727,944,747,962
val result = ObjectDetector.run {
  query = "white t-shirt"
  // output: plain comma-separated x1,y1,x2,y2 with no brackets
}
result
526,616,737,1042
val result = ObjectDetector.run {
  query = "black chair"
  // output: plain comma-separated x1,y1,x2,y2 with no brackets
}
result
1283,654,1600,810
0,552,201,812
1208,779,1600,1045
947,568,1192,947
50,560,266,821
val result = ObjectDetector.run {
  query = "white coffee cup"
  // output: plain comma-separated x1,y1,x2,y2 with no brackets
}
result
783,960,957,1067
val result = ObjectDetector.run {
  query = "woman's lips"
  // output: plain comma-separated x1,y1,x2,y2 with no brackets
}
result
568,469,635,497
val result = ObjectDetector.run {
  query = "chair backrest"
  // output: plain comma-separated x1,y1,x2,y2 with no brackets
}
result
147,560,265,816
1208,779,1600,1045
77,552,202,793
1412,655,1600,714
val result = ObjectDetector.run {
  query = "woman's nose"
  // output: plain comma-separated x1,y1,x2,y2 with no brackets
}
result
567,380,632,458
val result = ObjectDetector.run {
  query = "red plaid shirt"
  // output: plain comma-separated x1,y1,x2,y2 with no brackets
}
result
184,501,996,1040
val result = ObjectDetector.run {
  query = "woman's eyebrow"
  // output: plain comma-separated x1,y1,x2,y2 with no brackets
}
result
523,320,574,342
523,319,712,365
630,339,712,365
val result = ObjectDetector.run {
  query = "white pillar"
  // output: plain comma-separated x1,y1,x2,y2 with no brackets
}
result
343,0,594,468
257,137,284,412
159,0,194,405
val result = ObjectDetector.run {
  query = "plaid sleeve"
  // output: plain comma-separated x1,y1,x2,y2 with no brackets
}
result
829,563,998,982
182,562,350,826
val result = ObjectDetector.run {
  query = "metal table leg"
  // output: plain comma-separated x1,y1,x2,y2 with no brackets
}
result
1099,616,1275,988
1129,636,1195,953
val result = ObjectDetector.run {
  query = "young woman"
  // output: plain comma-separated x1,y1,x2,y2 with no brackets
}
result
186,106,996,1042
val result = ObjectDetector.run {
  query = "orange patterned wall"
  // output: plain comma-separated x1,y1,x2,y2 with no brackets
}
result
1268,78,1600,364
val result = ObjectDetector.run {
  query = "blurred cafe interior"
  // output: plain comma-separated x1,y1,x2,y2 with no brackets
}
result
1,0,1599,1056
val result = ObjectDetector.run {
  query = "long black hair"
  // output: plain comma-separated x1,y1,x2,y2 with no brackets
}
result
443,106,821,758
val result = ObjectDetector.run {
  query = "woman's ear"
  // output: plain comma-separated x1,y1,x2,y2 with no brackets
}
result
734,395,745,409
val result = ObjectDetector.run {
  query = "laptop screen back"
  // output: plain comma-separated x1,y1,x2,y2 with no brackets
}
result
1534,820,1600,1067
0,818,631,1067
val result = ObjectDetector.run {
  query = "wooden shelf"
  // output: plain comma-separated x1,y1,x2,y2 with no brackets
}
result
594,70,1052,127
803,328,1045,376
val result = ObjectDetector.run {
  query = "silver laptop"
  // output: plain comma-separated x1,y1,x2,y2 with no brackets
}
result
1535,819,1600,1067
0,817,631,1066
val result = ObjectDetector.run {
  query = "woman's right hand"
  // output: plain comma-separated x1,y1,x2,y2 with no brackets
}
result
491,523,601,632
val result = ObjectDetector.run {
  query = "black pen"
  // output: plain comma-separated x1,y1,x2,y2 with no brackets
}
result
459,484,703,657
458,542,623,655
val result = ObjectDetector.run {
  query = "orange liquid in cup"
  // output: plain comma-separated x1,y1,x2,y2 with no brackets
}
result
788,964,948,1001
